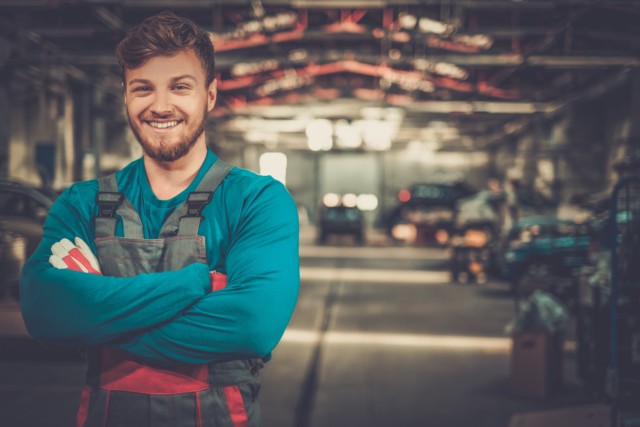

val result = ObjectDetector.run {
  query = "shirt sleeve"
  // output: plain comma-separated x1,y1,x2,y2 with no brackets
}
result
113,178,300,365
19,183,211,348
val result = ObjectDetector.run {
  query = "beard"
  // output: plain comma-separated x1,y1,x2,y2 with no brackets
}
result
128,107,208,163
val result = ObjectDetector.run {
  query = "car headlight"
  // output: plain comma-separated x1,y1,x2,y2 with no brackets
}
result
464,230,487,247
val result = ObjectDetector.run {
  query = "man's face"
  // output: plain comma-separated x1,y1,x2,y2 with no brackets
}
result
124,49,216,162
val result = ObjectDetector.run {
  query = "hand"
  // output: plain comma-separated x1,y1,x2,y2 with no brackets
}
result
209,271,227,291
49,238,102,275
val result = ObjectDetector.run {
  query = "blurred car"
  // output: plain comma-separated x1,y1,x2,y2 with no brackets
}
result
318,205,365,245
0,179,57,258
386,182,476,246
500,215,592,302
0,227,28,302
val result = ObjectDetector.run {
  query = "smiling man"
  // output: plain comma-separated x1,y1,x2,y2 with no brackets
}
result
20,11,300,427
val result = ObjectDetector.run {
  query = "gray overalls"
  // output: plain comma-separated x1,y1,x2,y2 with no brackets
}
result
77,160,263,427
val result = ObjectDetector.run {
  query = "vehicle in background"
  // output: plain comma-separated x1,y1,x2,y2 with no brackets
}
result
0,227,28,302
449,221,496,284
500,215,592,303
318,205,365,245
449,189,508,284
0,179,58,258
317,193,366,245
0,179,58,304
385,181,476,246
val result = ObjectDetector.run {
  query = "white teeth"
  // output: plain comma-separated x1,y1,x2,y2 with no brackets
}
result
149,120,179,129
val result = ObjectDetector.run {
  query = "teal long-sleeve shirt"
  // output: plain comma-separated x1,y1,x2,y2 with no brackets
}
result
20,149,300,366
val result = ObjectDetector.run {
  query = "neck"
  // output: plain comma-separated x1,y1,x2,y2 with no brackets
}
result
144,139,208,200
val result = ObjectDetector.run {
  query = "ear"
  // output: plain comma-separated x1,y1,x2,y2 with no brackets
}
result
207,79,217,112
122,81,127,105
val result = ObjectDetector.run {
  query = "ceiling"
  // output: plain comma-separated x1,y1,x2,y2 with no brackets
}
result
1,0,639,152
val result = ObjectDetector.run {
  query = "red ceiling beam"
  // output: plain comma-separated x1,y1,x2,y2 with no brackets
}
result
218,59,518,99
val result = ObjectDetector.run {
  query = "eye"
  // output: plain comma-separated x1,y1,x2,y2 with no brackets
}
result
173,84,190,91
131,86,152,93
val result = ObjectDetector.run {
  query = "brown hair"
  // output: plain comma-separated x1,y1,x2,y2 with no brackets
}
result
116,11,216,86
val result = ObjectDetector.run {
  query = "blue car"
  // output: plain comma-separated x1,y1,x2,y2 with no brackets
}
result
501,216,592,301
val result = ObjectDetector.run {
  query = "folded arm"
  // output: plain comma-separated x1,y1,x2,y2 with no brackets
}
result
114,179,300,365
19,184,210,347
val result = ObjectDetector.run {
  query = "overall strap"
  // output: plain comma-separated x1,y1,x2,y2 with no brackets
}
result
159,160,233,237
96,175,144,239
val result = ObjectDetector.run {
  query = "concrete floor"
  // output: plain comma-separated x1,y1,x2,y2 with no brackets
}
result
0,228,598,427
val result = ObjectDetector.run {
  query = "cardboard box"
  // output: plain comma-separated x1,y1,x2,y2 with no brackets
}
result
510,331,563,398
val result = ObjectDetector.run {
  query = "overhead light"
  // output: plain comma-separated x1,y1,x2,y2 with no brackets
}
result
355,120,397,151
418,17,453,36
288,48,308,62
245,130,265,143
334,120,362,149
388,49,402,61
398,13,417,30
306,119,333,151
452,34,494,50
213,11,298,41
256,71,313,96
262,12,298,32
231,59,279,77
414,59,469,80
259,152,287,185
381,69,435,93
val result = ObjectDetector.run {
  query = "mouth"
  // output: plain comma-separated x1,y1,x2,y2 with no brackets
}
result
145,119,183,130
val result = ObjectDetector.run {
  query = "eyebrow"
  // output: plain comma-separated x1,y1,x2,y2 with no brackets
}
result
127,75,198,86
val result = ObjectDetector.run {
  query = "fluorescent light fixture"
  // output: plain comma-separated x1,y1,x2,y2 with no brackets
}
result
259,152,287,185
334,119,362,149
418,17,452,35
452,34,494,50
398,13,417,30
355,120,397,151
288,48,309,62
306,119,333,151
231,59,279,77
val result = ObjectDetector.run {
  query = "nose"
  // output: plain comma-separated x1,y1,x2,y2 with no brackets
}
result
150,90,173,115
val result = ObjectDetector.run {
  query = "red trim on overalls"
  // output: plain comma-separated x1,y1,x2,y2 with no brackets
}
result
99,347,210,394
103,391,111,427
96,274,227,394
195,391,203,427
76,386,91,427
224,385,249,427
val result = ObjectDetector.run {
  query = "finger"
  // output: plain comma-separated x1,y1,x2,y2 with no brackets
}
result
74,238,101,273
59,238,76,253
51,240,72,258
49,255,68,270
61,252,88,272
67,247,99,274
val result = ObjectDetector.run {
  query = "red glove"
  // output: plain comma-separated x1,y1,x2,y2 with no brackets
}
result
49,238,102,275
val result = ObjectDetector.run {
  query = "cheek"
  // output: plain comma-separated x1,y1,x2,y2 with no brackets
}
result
126,100,146,119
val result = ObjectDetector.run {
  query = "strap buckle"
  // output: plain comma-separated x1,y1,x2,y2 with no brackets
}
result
184,192,212,217
96,192,124,218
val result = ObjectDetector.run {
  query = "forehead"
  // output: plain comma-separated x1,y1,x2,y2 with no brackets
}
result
125,49,205,84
